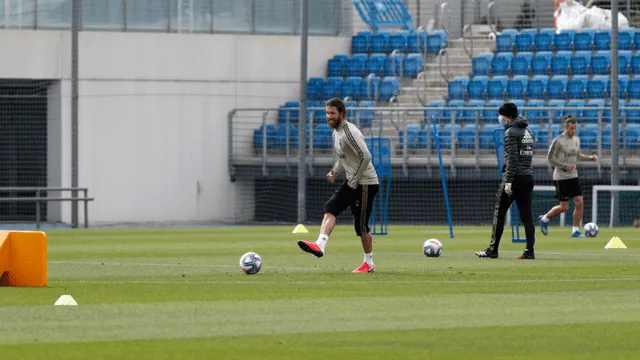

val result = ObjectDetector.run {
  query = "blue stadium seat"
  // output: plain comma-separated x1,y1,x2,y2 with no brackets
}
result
306,100,320,125
419,125,435,149
403,53,424,77
314,101,327,123
551,51,572,75
358,101,376,126
491,53,513,76
512,52,533,76
632,54,640,74
398,124,422,149
507,99,526,113
580,124,598,149
365,53,386,77
527,75,549,100
280,101,300,124
496,29,518,52
489,75,509,100
554,29,576,51
458,124,477,149
306,77,325,100
608,75,630,100
447,100,466,124
448,76,469,100
535,28,556,52
480,124,501,149
515,28,537,52
548,75,569,99
327,54,348,77
527,124,541,142
619,50,633,75
525,99,546,125
313,124,333,149
625,125,640,149
322,77,344,100
360,75,382,100
344,100,357,122
483,100,503,124
530,52,551,76
352,31,372,53
347,54,367,77
438,124,461,149
594,29,611,51
547,99,567,123
389,30,410,52
603,101,625,123
273,123,298,149
583,99,605,124
574,29,595,51
603,124,623,149
468,75,489,100
463,100,484,124
627,78,640,99
407,29,427,53
384,52,406,76
565,99,585,120
591,50,611,75
342,77,363,100
424,100,446,123
628,100,640,124
567,75,588,100
587,75,608,99
472,52,494,76
372,30,391,53
619,28,636,50
380,77,400,99
427,30,448,53
571,51,591,76
507,75,528,100
253,124,277,149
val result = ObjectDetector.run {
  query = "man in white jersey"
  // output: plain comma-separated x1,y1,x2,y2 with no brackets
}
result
297,98,380,273
539,115,597,237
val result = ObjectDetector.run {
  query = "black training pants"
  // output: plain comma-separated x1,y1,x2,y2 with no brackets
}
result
489,175,535,252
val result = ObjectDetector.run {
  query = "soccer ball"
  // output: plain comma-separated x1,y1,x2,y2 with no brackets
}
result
239,252,262,275
584,222,599,238
423,239,442,258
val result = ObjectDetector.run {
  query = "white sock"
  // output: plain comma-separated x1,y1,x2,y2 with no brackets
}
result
316,234,328,252
541,216,549,222
364,252,374,266
572,226,579,233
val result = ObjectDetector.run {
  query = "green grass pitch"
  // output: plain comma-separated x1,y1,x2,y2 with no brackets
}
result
1,225,640,359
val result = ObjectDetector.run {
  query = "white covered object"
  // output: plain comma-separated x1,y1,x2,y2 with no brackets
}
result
555,0,629,31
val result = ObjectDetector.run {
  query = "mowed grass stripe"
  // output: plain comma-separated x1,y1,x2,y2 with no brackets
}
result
1,290,640,346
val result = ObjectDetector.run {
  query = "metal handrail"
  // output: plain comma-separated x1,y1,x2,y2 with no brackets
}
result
488,2,497,35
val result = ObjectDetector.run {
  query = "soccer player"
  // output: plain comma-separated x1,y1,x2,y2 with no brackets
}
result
297,98,380,273
476,103,536,259
539,115,597,237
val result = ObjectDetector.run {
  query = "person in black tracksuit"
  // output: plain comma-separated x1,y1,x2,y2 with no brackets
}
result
476,103,536,260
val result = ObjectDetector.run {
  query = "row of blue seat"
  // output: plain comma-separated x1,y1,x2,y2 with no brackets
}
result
473,51,631,77
449,74,640,101
253,122,640,151
496,28,637,53
278,100,375,126
306,76,399,102
351,29,448,54
327,53,424,78
399,123,640,150
426,99,640,125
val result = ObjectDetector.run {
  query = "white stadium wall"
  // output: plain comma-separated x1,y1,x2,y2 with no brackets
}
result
0,30,350,224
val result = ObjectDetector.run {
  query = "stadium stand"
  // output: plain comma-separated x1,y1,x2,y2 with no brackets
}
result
253,0,639,153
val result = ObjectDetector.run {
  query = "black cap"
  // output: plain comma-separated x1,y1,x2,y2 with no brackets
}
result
499,103,518,119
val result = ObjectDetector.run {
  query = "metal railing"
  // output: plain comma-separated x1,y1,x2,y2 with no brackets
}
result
0,187,94,229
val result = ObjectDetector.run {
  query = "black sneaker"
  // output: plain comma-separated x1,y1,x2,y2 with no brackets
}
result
517,251,535,260
475,248,498,259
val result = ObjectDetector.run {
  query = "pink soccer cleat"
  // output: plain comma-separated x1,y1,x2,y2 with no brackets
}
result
352,262,375,273
297,240,324,258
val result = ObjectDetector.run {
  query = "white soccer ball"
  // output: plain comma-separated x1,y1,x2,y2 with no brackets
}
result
423,239,442,258
584,222,599,238
239,252,263,275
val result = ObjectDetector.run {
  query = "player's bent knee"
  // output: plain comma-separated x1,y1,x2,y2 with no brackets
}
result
573,196,584,207
560,202,570,212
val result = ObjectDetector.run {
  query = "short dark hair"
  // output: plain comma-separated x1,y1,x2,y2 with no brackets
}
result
563,115,577,126
498,103,518,119
325,98,346,116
